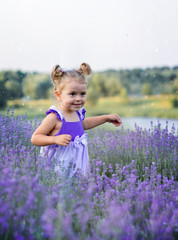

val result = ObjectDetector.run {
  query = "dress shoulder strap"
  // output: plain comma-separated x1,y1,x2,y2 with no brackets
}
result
46,105,64,121
77,108,86,120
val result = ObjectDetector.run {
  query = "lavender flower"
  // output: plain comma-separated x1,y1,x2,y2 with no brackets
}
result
0,111,177,239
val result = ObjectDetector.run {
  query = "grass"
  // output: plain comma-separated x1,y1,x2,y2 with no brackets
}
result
86,94,178,118
0,94,177,120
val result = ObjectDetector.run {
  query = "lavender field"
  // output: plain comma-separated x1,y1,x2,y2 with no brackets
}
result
0,110,178,240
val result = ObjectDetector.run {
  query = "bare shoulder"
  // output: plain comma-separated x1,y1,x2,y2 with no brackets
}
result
34,112,61,135
43,112,59,124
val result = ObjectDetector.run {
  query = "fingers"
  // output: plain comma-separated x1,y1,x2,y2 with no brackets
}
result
64,134,72,141
110,114,122,127
63,134,72,146
111,120,122,127
63,140,70,146
63,141,70,146
55,134,72,146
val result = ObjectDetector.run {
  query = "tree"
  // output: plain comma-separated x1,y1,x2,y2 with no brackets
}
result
104,77,121,96
141,83,152,95
120,87,128,99
173,78,178,93
89,74,108,97
172,97,178,108
23,73,51,99
0,72,8,107
86,87,99,106
36,80,52,99
0,70,26,105
5,79,22,99
3,71,25,99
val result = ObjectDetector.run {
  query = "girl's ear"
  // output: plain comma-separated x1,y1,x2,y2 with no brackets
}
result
55,90,61,101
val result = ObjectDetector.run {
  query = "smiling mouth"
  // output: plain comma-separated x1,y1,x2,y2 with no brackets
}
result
73,104,81,107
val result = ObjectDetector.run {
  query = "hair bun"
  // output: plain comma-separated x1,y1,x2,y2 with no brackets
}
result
54,65,63,78
77,63,92,75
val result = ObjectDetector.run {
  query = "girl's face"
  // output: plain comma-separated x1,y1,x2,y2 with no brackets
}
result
55,79,87,112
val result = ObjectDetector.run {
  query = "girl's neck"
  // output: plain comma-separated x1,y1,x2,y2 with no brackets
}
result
58,106,79,122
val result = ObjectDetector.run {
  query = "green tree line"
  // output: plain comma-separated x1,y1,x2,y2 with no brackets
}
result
0,66,178,108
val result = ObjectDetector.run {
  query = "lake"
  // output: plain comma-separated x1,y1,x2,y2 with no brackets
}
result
97,117,178,133
122,117,178,132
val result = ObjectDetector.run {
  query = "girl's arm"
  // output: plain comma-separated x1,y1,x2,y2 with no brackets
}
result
31,113,71,146
82,114,122,130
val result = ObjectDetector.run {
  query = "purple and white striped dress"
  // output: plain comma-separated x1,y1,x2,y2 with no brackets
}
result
40,105,89,176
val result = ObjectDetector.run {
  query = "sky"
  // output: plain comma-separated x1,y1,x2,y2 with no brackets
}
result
0,0,178,73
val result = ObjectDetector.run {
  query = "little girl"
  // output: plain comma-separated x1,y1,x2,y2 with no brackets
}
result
31,63,122,176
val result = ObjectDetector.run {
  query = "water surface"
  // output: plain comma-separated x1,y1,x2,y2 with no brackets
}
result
97,117,178,133
122,117,178,132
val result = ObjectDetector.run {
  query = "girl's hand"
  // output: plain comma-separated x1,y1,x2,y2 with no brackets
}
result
54,134,72,146
107,114,122,127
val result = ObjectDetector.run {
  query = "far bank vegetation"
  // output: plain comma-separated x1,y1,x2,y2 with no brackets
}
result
0,66,177,109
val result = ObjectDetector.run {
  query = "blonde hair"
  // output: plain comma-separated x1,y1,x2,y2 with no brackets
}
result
51,63,92,92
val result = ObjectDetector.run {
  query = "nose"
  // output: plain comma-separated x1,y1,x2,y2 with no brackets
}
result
75,95,81,101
